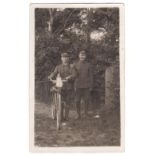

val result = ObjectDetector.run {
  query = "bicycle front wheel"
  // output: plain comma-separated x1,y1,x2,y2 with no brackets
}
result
56,93,61,130
51,93,57,120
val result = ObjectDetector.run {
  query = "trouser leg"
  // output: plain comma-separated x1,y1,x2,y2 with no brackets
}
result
61,91,66,120
61,100,64,120
83,89,90,116
64,103,69,120
76,102,81,118
75,89,81,118
84,101,88,115
62,90,72,120
64,90,71,120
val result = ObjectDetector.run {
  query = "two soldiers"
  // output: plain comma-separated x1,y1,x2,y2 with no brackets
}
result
48,50,93,121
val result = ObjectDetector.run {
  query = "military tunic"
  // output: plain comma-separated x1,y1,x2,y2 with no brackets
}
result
49,64,76,90
74,61,93,89
49,63,76,120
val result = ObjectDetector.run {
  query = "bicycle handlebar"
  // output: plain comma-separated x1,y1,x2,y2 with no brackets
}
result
49,79,67,83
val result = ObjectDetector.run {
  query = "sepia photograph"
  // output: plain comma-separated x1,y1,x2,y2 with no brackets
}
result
29,3,124,152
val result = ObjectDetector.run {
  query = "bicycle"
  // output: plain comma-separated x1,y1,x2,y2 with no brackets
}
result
49,77,67,130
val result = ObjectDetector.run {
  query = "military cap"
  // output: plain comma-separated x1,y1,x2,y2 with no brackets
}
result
61,52,69,57
79,50,86,55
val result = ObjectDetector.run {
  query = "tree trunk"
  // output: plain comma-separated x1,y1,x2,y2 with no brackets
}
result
86,8,91,50
48,9,55,39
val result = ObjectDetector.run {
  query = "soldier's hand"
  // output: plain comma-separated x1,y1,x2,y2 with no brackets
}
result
65,76,71,81
48,76,53,82
48,76,51,80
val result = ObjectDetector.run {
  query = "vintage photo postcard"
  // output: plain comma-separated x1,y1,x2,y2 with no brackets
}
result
29,3,125,152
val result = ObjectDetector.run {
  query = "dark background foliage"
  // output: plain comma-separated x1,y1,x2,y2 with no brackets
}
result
35,8,119,104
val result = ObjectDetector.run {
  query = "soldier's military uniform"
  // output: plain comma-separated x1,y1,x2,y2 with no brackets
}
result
74,51,93,119
48,53,76,120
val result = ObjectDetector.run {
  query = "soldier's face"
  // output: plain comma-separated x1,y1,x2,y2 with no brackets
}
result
79,54,86,61
61,57,69,64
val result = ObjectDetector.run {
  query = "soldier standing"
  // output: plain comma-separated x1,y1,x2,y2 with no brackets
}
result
74,50,93,119
48,52,76,121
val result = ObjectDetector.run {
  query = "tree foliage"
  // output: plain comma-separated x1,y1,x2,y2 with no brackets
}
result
35,8,119,103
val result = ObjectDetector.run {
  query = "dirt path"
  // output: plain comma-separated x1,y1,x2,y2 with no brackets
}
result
34,103,120,147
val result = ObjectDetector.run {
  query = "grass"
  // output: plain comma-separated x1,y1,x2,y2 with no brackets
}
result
34,102,120,147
